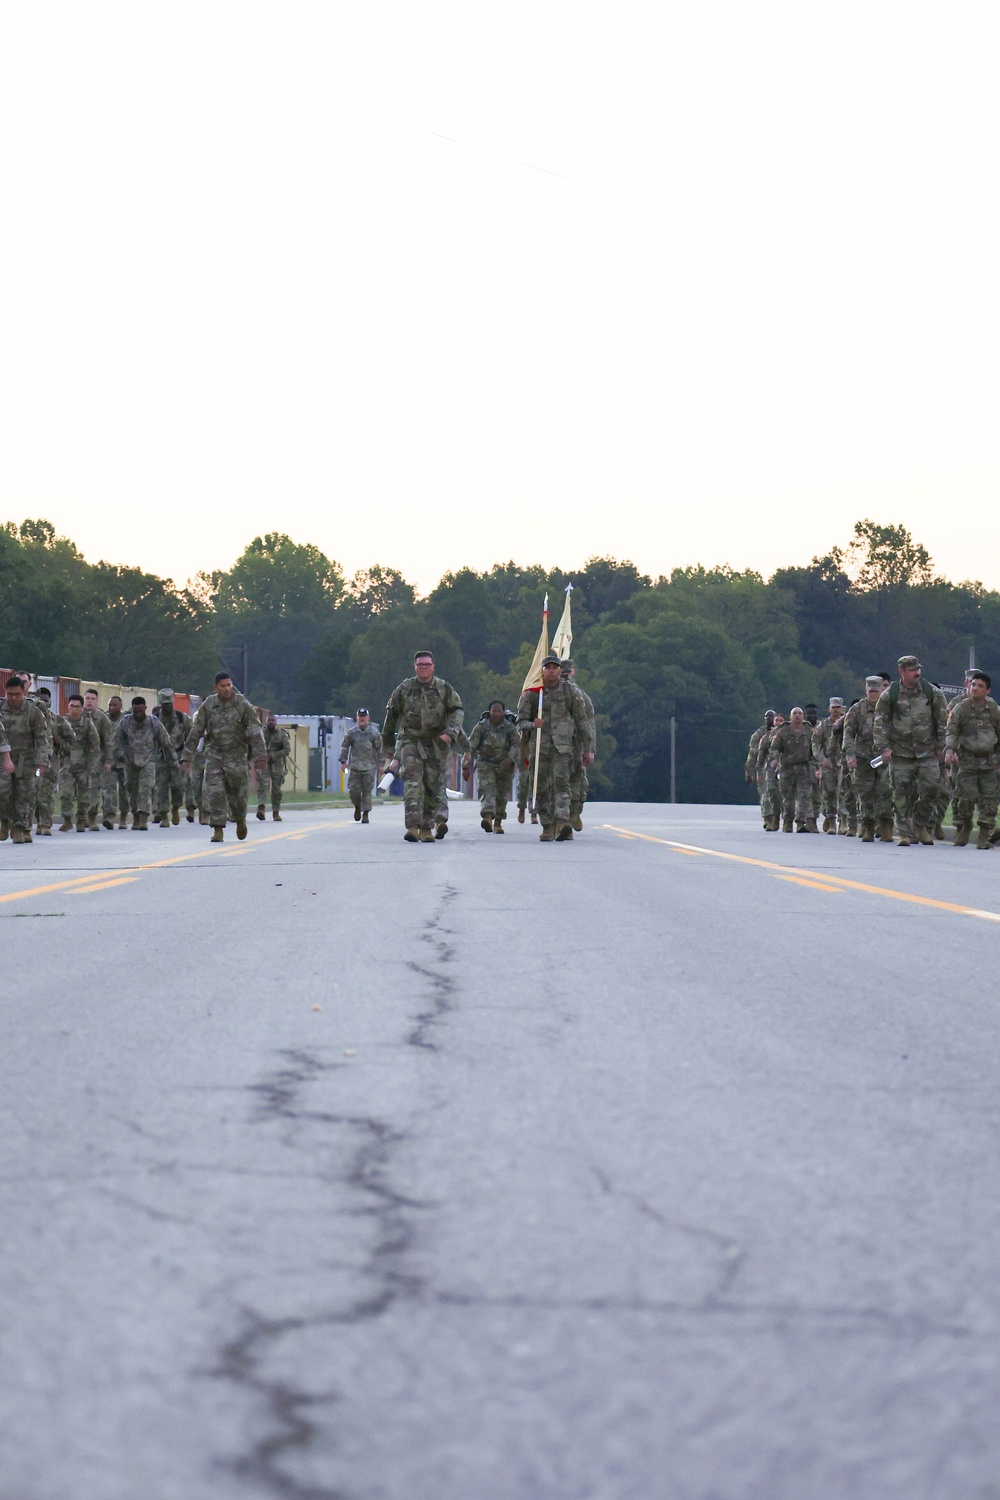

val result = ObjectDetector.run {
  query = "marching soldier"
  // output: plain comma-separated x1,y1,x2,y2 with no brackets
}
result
383,652,464,843
464,702,519,833
339,709,383,824
182,673,267,842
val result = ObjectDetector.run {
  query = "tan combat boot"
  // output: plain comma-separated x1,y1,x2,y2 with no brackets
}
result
172,807,180,825
539,825,555,842
860,822,875,842
102,816,114,830
9,827,23,844
118,814,129,829
403,829,419,842
257,805,267,821
517,809,525,824
898,834,912,846
236,818,248,840
88,813,99,831
272,810,282,821
976,826,993,850
434,821,448,839
418,827,435,843
822,815,833,833
879,819,895,842
916,826,934,846
781,816,793,832
555,822,574,841
19,827,32,843
210,826,224,842
953,824,971,847
76,818,87,833
481,816,494,833
934,823,946,840
59,816,73,832
572,814,583,831
493,817,504,834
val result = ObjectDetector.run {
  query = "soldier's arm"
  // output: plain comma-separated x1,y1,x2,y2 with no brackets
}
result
339,727,355,764
34,704,53,767
86,723,102,774
570,686,595,758
932,689,949,750
155,719,181,769
944,698,967,754
382,687,402,750
872,691,891,755
184,704,207,758
372,730,383,761
443,685,463,741
515,690,538,736
244,707,267,762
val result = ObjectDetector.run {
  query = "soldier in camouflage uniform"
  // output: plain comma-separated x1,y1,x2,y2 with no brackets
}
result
842,677,893,842
560,660,595,832
114,698,180,830
464,702,520,833
82,689,114,830
152,690,192,828
257,715,292,821
187,741,208,824
873,655,948,847
768,707,820,832
516,726,538,826
339,708,383,824
0,676,52,844
746,710,776,826
516,656,593,842
183,672,267,842
383,652,464,843
105,696,131,828
58,695,102,831
32,686,67,835
944,671,1000,848
813,697,847,833
756,713,784,830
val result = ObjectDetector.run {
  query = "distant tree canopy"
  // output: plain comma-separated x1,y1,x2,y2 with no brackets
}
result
3,517,995,802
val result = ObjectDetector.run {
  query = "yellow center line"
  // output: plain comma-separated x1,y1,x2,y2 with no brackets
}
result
602,824,1000,924
0,819,353,907
773,874,844,894
69,877,140,895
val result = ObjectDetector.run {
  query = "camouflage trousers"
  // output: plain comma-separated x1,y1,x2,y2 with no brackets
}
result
256,764,286,810
851,762,892,825
476,761,515,820
186,761,205,812
889,755,942,838
535,745,574,828
761,767,781,820
36,762,59,829
779,764,816,824
819,764,842,820
126,762,157,817
399,740,448,831
0,760,39,832
88,769,115,820
104,766,130,818
569,760,589,820
60,765,92,819
204,754,250,826
155,762,184,816
347,767,375,814
952,758,999,829
517,757,532,811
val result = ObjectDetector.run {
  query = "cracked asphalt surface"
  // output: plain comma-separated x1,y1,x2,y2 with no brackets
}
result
2,803,999,1500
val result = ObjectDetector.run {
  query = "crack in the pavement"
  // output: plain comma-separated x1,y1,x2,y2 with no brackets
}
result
405,883,458,1050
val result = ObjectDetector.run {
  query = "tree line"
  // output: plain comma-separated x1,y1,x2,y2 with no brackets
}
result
4,517,996,804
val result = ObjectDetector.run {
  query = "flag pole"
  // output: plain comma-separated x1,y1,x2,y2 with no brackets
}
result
530,686,543,814
525,592,549,817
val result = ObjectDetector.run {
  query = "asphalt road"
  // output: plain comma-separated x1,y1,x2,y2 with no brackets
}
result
2,802,999,1500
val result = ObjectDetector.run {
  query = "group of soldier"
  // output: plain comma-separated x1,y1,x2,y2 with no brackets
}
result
0,671,292,845
0,649,598,848
746,655,1000,849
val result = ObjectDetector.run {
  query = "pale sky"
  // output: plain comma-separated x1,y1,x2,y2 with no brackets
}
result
3,1,998,594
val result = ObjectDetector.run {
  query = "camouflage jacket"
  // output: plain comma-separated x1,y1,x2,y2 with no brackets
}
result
105,713,128,768
84,705,113,760
874,681,948,757
516,679,592,756
184,692,266,763
746,723,770,778
813,715,845,767
115,713,179,770
63,717,102,773
156,707,192,754
0,698,52,767
339,723,381,771
265,725,292,767
469,718,520,766
944,696,1000,759
768,723,817,769
383,676,464,753
842,698,878,760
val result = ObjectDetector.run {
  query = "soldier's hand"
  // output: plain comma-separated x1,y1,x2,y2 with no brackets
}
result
2,755,13,775
880,747,892,762
439,733,452,745
821,757,831,770
945,750,958,766
582,751,595,767
181,760,190,773
388,758,399,775
847,756,857,770
254,757,268,771
103,762,111,773
532,718,543,730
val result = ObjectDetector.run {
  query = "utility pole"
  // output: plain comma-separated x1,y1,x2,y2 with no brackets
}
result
670,716,676,804
970,644,977,670
242,643,249,697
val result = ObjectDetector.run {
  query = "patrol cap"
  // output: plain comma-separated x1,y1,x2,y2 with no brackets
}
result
897,655,921,670
865,675,883,689
828,696,844,707
356,707,370,716
158,688,174,702
541,654,562,667
560,657,575,669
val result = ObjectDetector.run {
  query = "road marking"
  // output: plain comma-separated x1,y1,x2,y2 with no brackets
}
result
602,824,1000,925
69,877,140,895
672,848,705,858
773,874,844,894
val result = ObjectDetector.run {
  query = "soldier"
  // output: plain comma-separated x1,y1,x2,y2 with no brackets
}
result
182,672,267,843
58,695,102,831
32,686,66,836
516,730,538,826
258,715,292,822
813,697,847,833
0,676,52,844
464,702,520,833
152,689,192,828
843,677,893,842
945,670,1000,848
516,655,593,842
768,706,820,832
873,655,948,847
756,712,784,830
383,651,464,843
114,697,179,830
559,659,596,831
188,740,208,824
82,688,113,830
105,695,131,828
339,708,383,824
746,710,776,827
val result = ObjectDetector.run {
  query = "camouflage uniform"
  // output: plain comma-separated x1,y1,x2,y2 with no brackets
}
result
84,705,114,823
33,697,67,832
114,713,179,819
258,724,293,814
468,716,519,828
746,722,773,825
756,726,782,826
569,684,596,829
768,722,819,829
59,718,102,824
945,696,1000,844
153,704,192,825
187,742,208,822
339,722,383,816
104,710,131,826
516,679,592,834
842,695,892,838
874,680,948,842
383,675,464,835
813,714,847,831
184,692,266,829
0,697,52,840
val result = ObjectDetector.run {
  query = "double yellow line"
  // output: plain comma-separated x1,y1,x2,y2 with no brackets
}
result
603,824,1000,925
0,821,351,906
